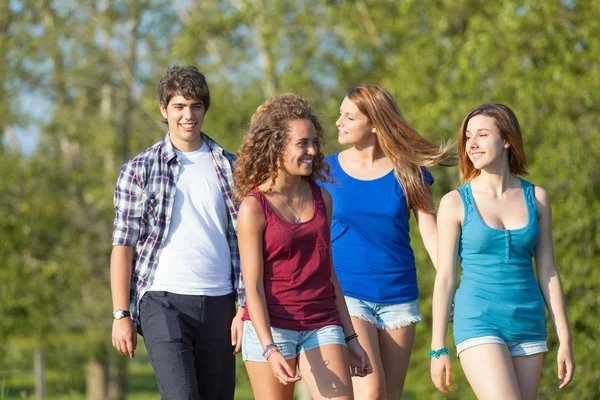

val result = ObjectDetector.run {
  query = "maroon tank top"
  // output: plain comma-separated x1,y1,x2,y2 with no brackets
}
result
242,180,342,331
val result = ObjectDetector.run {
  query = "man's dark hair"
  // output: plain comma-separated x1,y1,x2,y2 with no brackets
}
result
158,65,210,111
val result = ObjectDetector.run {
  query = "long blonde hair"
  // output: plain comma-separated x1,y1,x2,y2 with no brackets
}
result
346,84,456,212
234,93,331,202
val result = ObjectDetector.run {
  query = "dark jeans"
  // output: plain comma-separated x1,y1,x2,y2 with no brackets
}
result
139,291,236,400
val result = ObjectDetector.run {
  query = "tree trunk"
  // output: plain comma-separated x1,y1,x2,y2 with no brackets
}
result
107,350,127,400
86,357,107,400
34,349,45,400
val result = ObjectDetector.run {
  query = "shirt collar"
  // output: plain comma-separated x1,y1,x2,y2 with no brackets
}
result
163,131,224,162
162,133,177,162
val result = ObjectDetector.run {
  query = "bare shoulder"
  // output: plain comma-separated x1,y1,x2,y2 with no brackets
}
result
438,189,464,224
439,190,463,211
239,195,265,221
533,185,551,206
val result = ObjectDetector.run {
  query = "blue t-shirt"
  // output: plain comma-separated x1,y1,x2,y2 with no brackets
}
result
320,153,434,304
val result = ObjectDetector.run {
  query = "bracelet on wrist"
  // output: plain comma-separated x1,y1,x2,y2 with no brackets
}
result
344,333,358,343
265,347,280,360
429,347,450,358
262,343,280,360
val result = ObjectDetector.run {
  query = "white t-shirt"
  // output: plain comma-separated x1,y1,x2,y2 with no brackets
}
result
149,141,232,295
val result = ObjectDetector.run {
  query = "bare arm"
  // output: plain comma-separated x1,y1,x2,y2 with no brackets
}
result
237,196,272,347
430,190,462,394
110,245,137,358
533,187,574,389
414,185,438,269
238,195,300,383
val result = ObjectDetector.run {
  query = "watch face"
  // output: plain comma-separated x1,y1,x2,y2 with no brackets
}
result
113,309,129,319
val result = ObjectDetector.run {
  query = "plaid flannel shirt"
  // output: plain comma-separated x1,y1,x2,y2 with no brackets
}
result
112,132,244,325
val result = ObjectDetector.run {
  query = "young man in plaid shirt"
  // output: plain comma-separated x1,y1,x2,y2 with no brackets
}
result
110,65,244,400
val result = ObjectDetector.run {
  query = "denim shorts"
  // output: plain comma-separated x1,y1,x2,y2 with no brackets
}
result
344,296,422,330
456,336,548,357
242,320,346,362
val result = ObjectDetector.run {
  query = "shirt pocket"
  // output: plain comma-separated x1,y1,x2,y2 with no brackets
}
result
141,191,163,225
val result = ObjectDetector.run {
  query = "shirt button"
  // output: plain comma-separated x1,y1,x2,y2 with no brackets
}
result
166,217,171,222
170,193,175,198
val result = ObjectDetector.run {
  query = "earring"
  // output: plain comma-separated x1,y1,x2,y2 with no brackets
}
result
372,128,377,133
504,144,509,149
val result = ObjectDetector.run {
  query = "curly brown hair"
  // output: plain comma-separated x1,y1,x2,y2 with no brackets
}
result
234,93,332,202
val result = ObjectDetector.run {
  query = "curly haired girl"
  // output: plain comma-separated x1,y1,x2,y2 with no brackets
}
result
235,93,372,400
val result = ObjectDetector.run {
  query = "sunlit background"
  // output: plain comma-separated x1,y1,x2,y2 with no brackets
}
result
1,0,598,399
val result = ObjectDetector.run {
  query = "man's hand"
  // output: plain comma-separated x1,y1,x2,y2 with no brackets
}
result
112,318,137,359
231,307,245,354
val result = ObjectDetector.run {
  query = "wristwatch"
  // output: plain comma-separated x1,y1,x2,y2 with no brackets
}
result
113,308,131,320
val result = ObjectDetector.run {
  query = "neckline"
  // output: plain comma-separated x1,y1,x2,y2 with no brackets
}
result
261,181,318,226
334,152,394,182
466,178,531,232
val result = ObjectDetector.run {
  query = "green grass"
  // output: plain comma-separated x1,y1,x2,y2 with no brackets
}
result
0,341,257,400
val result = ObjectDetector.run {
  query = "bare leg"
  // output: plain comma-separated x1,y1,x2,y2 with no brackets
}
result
349,317,385,400
459,344,521,400
297,344,353,400
513,354,544,400
379,324,416,399
245,358,297,400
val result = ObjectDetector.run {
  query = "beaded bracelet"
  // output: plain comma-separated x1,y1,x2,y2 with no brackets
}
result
344,333,359,343
265,346,280,360
429,347,450,358
262,344,280,360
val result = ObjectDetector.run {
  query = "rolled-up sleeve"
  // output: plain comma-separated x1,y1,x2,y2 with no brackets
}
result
112,163,143,246
422,166,435,186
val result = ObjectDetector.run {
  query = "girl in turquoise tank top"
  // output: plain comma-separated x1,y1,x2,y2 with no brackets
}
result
430,104,574,398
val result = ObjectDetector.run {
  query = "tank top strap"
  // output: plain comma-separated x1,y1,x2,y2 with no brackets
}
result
520,179,535,206
520,178,538,221
308,180,326,217
456,181,475,222
248,187,273,219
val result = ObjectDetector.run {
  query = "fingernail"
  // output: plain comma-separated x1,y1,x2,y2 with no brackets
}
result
291,372,296,377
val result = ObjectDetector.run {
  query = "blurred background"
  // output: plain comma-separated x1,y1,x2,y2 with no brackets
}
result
0,0,598,399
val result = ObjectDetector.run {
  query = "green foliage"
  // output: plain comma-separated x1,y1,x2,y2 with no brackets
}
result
1,0,598,398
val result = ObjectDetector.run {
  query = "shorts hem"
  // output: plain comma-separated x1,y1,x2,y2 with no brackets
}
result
299,340,347,355
456,336,549,357
349,313,379,326
377,315,422,330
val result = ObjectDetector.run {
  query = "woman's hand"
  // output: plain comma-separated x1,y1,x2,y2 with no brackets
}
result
267,351,302,385
557,342,575,389
346,339,372,377
430,354,452,394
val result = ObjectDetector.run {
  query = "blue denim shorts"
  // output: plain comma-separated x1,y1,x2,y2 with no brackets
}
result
344,296,422,330
242,320,346,362
456,336,548,357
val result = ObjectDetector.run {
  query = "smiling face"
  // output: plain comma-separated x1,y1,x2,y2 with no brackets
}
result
160,94,206,152
279,119,318,177
336,96,376,147
465,115,509,170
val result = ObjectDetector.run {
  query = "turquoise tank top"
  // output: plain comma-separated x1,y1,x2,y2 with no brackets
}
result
453,179,547,345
